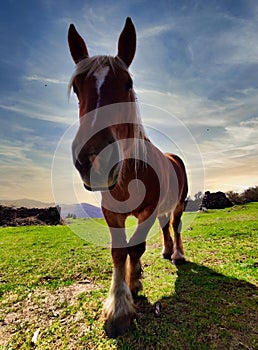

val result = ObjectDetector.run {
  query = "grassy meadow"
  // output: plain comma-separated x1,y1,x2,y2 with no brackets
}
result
0,203,257,349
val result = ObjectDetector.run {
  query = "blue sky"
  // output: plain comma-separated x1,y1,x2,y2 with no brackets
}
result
0,0,258,204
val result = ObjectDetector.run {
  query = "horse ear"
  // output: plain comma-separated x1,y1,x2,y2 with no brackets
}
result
68,24,89,63
117,17,136,67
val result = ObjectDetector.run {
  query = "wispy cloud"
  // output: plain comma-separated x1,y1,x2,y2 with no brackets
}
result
215,18,258,65
0,101,73,124
0,162,53,201
0,139,54,201
138,24,172,39
25,74,67,85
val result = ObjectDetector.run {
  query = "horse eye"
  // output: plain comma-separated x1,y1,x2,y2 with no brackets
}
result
73,83,79,96
126,77,133,91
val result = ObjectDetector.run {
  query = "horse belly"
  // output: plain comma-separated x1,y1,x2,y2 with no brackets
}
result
142,145,179,216
156,161,179,216
157,189,178,216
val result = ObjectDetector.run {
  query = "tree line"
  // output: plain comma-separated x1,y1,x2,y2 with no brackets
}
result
226,186,258,204
185,186,258,212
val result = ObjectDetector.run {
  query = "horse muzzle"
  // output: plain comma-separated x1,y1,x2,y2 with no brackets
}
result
73,138,123,192
83,161,122,192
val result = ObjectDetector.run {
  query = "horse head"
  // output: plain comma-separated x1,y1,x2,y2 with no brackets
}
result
68,18,137,191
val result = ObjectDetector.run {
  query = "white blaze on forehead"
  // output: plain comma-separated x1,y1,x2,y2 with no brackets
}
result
91,66,110,126
94,66,110,94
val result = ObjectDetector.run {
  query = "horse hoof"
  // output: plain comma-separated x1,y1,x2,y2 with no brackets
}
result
162,253,172,260
172,257,186,265
104,316,133,338
172,250,186,265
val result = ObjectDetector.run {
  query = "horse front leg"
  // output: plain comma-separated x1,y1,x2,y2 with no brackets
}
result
102,211,135,338
127,208,156,297
127,242,145,298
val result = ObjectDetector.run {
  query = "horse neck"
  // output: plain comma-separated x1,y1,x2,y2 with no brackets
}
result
108,92,148,175
113,120,148,181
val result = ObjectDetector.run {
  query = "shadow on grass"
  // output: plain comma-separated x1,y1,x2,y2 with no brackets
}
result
117,262,257,350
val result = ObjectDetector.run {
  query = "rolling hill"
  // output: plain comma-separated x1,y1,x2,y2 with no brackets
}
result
60,203,103,218
0,199,103,218
0,198,55,208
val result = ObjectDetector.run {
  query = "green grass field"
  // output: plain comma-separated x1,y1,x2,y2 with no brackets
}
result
0,203,257,349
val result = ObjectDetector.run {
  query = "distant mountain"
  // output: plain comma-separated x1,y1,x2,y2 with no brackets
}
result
0,198,55,208
60,203,103,219
0,199,103,219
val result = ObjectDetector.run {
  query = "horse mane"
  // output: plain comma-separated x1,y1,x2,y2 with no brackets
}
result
68,55,129,95
68,55,148,168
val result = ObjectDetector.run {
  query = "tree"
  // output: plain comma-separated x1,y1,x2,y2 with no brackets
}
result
66,213,77,219
242,186,258,202
194,191,203,201
226,191,244,205
227,186,258,204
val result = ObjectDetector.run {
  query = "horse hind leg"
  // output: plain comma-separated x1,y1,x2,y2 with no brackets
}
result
158,214,173,260
171,202,186,265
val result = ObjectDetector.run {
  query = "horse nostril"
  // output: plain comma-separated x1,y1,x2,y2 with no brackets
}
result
89,154,101,174
75,156,91,172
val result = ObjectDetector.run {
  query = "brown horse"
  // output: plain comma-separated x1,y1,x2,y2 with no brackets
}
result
68,17,188,338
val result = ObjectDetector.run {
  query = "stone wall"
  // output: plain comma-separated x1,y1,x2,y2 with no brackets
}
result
0,206,62,226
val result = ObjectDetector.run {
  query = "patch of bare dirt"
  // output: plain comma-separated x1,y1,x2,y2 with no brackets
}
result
0,281,98,346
